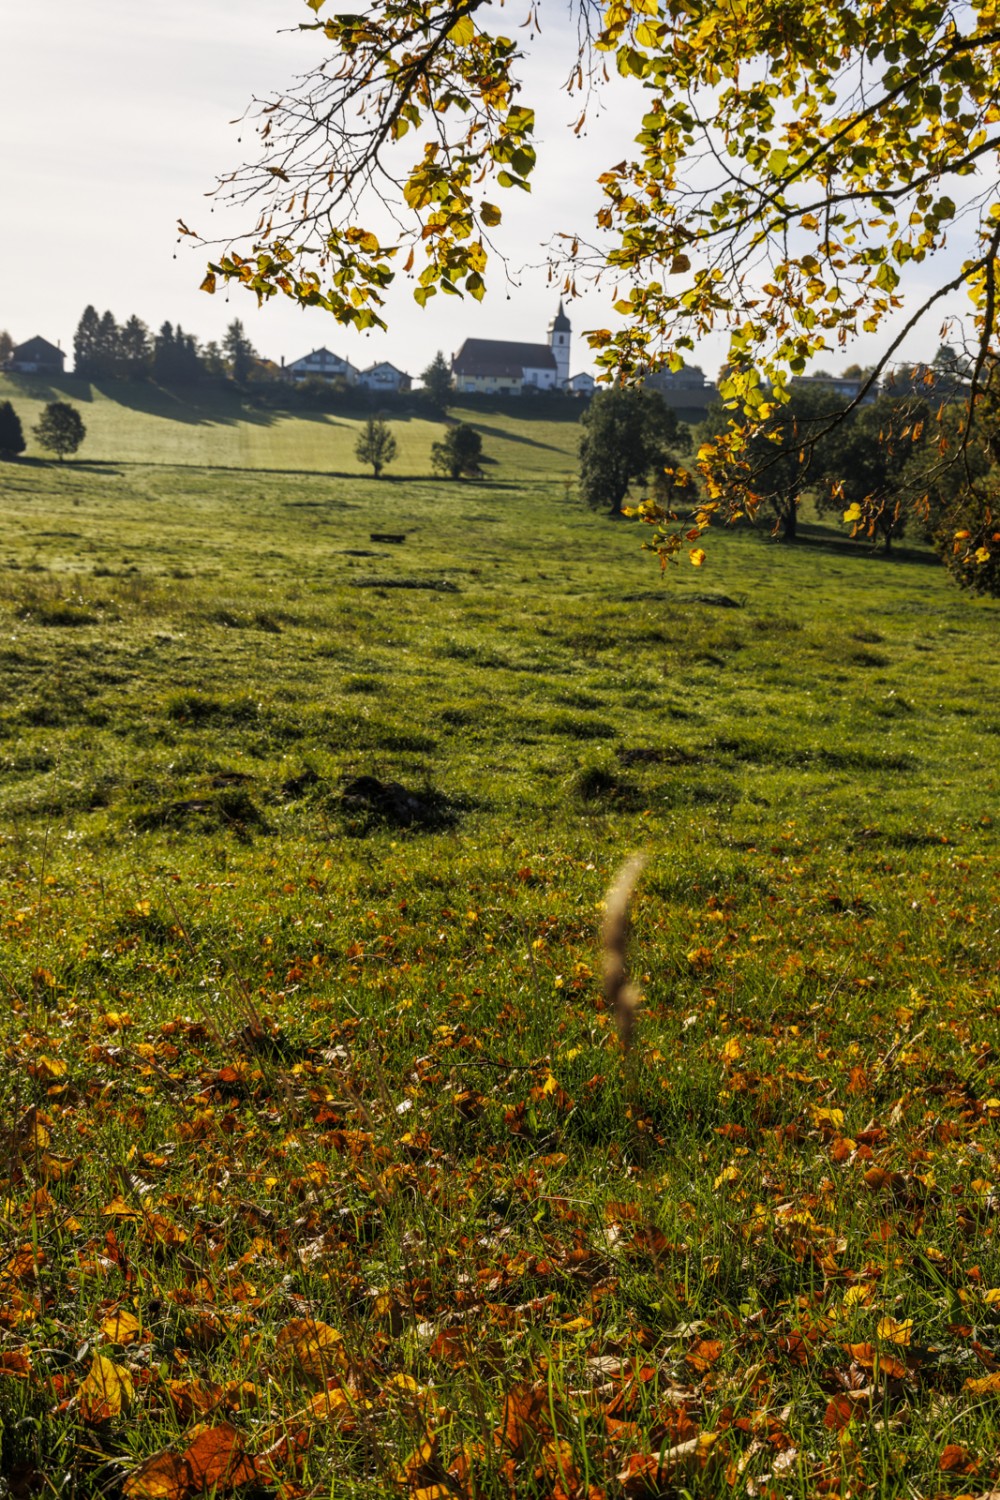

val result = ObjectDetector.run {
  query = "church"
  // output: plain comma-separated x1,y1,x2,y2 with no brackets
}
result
451,303,571,394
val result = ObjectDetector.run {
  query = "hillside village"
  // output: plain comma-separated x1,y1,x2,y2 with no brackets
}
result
0,304,966,413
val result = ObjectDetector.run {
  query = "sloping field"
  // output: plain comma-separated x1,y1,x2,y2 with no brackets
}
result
0,374,580,477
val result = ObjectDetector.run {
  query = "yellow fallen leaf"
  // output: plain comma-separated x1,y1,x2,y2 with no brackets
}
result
877,1315,913,1346
80,1354,134,1423
101,1309,142,1345
276,1318,345,1379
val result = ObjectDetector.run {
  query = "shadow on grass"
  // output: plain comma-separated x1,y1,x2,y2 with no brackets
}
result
461,419,567,454
785,521,941,568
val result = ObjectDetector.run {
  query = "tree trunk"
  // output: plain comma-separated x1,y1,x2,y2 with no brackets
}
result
780,497,797,541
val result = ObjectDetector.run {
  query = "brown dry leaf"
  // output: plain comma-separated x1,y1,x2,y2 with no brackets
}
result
276,1318,345,1380
823,1394,856,1430
100,1308,142,1345
0,1349,32,1378
939,1443,978,1474
183,1422,258,1492
40,1153,79,1182
162,1377,226,1420
499,1382,549,1453
618,1433,719,1497
79,1353,134,1423
122,1451,188,1500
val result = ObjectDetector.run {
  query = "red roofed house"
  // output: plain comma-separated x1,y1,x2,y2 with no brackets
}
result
451,303,572,394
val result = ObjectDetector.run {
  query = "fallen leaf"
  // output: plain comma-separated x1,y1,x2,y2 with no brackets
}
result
276,1318,345,1380
123,1452,188,1500
79,1354,133,1423
184,1423,258,1492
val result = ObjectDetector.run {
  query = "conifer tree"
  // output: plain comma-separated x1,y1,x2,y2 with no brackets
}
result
0,400,25,459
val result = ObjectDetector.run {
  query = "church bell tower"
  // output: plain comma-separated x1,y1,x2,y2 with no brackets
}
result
548,301,571,388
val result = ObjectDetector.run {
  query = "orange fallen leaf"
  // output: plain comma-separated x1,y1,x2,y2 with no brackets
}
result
184,1422,258,1492
123,1451,188,1500
939,1443,978,1474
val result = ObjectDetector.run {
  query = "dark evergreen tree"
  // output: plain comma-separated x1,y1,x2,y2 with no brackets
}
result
223,320,256,384
0,331,14,367
94,310,122,378
421,351,453,410
73,305,101,376
0,400,26,459
153,323,202,384
120,315,151,379
201,341,227,379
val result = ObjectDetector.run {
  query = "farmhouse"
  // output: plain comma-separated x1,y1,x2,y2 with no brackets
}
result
285,348,359,384
8,336,65,376
451,303,572,394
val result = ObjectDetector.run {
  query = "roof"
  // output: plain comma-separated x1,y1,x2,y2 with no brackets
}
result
549,301,571,334
13,336,64,361
452,339,557,376
363,361,408,376
289,347,354,365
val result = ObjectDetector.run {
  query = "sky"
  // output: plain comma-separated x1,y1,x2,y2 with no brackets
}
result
1,1,978,383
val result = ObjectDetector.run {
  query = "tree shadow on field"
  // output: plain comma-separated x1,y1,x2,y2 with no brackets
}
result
786,521,940,568
460,420,566,453
2,373,82,404
89,380,280,429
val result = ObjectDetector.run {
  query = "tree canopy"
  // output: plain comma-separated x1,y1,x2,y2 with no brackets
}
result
33,403,86,462
199,0,1000,580
579,387,685,515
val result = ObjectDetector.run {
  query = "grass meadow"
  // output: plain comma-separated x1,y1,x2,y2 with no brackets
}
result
1,376,1000,1500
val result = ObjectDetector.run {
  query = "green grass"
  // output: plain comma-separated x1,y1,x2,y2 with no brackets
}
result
0,374,580,477
1,401,1000,1498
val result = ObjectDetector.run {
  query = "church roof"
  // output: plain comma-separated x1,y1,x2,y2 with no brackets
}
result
452,339,557,376
549,301,571,333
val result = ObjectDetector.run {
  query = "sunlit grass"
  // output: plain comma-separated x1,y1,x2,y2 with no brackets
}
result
1,426,999,1497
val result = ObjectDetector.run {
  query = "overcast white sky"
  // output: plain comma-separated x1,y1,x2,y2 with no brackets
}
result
1,1,975,381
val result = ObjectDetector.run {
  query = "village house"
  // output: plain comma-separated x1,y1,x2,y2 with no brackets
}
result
642,363,717,413
567,371,596,397
357,361,411,394
8,336,66,376
451,303,573,394
284,348,359,384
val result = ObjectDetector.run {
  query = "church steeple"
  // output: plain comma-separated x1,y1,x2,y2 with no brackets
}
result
548,301,571,388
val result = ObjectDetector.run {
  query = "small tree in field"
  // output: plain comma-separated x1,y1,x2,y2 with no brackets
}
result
34,402,86,462
431,422,482,479
0,401,25,460
355,414,398,478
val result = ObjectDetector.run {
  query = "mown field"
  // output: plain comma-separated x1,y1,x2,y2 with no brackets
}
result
2,390,1000,1500
0,375,579,478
